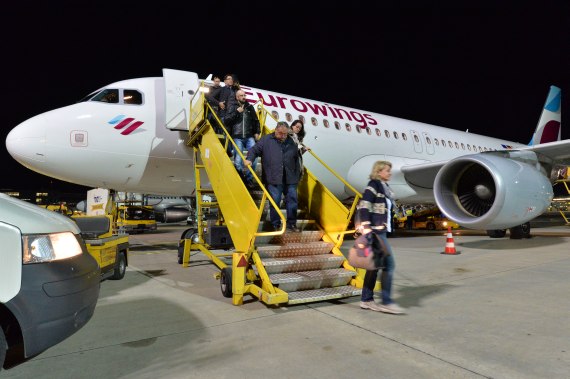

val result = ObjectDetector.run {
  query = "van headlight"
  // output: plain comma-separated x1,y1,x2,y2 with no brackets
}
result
22,232,83,264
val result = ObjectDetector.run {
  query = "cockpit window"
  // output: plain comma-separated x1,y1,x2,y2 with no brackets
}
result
123,90,143,104
91,89,119,103
80,88,143,105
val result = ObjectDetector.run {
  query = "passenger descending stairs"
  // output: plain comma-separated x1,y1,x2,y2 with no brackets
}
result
182,84,364,306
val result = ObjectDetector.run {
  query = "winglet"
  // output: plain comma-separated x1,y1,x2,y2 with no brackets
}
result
529,85,561,145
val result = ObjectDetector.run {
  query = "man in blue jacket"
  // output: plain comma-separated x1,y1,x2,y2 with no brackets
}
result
244,122,302,232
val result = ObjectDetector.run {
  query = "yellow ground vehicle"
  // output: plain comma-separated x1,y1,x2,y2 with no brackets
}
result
396,214,459,230
72,215,129,280
412,216,459,230
40,203,73,216
115,204,157,233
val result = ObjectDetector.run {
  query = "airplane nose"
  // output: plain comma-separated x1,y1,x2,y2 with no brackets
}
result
6,116,47,164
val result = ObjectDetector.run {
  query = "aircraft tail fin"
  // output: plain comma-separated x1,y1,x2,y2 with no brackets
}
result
529,85,561,146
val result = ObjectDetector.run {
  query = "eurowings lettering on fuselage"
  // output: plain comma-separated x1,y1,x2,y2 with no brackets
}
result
241,86,378,128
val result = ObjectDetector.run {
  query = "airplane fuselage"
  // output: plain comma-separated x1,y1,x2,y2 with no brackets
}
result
6,77,526,204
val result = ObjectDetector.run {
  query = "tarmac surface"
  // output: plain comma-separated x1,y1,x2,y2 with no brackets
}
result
2,217,570,379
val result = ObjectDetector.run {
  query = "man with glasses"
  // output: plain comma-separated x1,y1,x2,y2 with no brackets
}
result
244,122,302,232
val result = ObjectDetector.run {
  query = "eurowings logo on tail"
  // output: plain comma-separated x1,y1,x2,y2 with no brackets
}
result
108,115,145,135
529,86,561,145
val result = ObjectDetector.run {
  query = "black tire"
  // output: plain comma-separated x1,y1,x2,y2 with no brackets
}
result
177,229,199,264
220,267,232,298
110,251,127,280
509,222,531,239
179,228,196,240
426,222,436,231
177,240,186,264
0,327,6,371
487,229,507,238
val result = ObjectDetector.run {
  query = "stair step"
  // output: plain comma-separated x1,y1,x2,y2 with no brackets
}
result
287,285,362,305
261,254,344,274
257,241,334,258
256,230,324,245
269,268,356,292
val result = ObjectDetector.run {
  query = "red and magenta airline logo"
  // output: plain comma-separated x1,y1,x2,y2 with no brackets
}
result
108,115,144,135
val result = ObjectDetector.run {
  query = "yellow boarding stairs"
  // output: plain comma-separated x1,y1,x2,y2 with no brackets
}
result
552,171,570,225
180,82,367,306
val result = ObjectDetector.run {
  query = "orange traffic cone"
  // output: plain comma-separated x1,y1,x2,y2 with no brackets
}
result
441,227,460,255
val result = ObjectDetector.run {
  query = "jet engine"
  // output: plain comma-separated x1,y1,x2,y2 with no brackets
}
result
433,154,553,230
156,207,192,223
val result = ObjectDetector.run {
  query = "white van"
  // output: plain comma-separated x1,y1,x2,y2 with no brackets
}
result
0,193,100,370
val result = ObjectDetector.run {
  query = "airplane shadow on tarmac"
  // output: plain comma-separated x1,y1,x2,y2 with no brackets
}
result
457,236,564,250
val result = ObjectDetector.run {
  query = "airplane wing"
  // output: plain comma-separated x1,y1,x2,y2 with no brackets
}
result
401,139,570,190
522,139,570,161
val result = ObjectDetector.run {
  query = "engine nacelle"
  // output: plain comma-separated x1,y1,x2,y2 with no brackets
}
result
156,207,192,223
433,154,553,230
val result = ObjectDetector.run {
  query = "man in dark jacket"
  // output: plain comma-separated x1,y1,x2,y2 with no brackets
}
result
205,76,223,133
225,89,260,186
244,122,302,232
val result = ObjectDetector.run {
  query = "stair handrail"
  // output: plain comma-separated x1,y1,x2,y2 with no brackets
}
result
188,88,287,249
253,101,363,243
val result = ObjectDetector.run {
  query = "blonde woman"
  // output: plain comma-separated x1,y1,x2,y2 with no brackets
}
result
357,161,404,314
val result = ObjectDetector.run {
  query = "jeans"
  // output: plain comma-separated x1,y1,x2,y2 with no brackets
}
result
361,232,395,304
234,137,256,182
267,183,298,228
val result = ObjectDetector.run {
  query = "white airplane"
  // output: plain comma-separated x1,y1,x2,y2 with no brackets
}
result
6,69,568,238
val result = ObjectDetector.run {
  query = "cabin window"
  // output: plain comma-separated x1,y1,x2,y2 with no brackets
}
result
123,90,143,105
414,134,420,143
467,144,471,151
310,117,318,126
402,133,407,141
448,140,453,148
298,115,305,124
455,142,459,149
323,119,330,128
334,121,341,130
441,140,446,147
434,138,440,146
478,146,483,152
375,128,381,137
365,127,371,135
272,111,280,120
426,137,431,144
393,131,399,139
461,143,465,150
385,130,390,138
348,124,355,133
285,113,292,122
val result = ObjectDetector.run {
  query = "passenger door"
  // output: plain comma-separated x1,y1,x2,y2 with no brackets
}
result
163,69,200,131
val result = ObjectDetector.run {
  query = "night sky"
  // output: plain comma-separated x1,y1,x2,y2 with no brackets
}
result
2,3,569,193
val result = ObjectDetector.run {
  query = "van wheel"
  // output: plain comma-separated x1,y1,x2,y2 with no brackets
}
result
220,267,232,298
110,251,127,280
0,327,6,371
